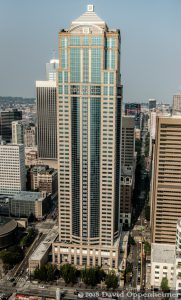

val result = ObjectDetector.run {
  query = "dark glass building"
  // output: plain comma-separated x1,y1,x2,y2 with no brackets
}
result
0,109,22,142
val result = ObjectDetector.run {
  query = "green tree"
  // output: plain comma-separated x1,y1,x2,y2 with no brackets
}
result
161,277,170,293
20,228,36,247
81,267,105,287
34,264,59,282
144,241,151,256
105,271,118,289
60,264,77,284
0,245,24,267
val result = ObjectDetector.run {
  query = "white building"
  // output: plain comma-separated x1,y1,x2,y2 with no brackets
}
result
0,144,26,194
12,120,24,144
175,220,181,298
173,94,181,112
46,58,59,81
151,243,175,289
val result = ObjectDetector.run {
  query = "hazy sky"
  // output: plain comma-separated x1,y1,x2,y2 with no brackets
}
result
0,0,181,103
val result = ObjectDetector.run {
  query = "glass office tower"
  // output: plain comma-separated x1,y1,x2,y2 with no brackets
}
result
53,5,122,270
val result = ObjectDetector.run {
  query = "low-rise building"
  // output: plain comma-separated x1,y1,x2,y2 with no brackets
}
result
151,243,175,289
27,165,58,199
29,226,58,273
10,191,51,219
0,216,17,249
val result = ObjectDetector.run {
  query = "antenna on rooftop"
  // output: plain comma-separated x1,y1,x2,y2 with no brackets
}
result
52,49,56,59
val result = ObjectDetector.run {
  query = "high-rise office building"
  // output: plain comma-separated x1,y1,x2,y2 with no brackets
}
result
24,124,36,147
125,103,142,129
53,5,122,270
148,99,156,110
173,94,181,112
12,120,24,144
46,58,59,81
0,109,22,142
151,116,181,244
120,116,135,227
0,144,26,194
36,81,57,161
121,116,135,167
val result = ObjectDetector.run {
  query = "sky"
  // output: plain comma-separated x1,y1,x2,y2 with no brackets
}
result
0,0,181,103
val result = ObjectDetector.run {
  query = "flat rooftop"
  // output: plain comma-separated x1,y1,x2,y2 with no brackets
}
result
12,191,42,202
151,243,175,264
29,226,58,261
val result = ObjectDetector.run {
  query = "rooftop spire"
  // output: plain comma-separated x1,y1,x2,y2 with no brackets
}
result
87,4,94,12
70,4,107,31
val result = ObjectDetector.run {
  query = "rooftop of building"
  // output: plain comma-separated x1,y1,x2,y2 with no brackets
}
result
71,5,105,26
30,165,56,175
36,81,56,87
29,226,58,261
12,191,43,202
59,5,119,34
0,216,17,236
0,142,24,148
151,243,176,264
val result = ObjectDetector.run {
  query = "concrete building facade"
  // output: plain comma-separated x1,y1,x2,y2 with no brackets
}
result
9,191,51,219
12,120,24,144
151,243,175,289
27,165,58,199
151,116,181,244
0,144,26,194
173,94,181,112
24,124,36,147
120,116,135,227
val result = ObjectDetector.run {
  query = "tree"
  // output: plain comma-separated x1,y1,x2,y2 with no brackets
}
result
20,227,36,247
161,277,170,293
34,264,59,282
0,245,24,267
144,241,151,256
60,264,77,284
81,267,105,287
145,205,150,221
105,271,118,289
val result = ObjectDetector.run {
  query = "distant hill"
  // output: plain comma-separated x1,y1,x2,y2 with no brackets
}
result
0,96,35,105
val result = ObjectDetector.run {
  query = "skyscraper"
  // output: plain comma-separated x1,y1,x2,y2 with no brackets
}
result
121,116,135,167
12,120,24,144
0,144,26,194
173,94,181,112
120,116,135,227
36,81,57,162
148,99,156,110
24,124,36,147
53,5,122,270
46,58,59,81
0,109,22,142
151,116,181,244
125,103,141,129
